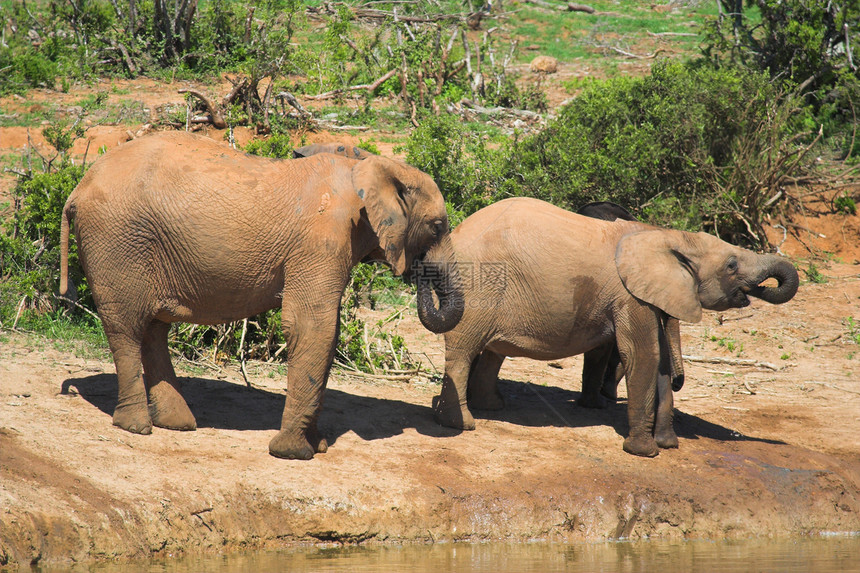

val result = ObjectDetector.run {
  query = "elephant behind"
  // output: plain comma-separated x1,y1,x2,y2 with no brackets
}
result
60,131,463,459
574,202,685,448
423,197,798,457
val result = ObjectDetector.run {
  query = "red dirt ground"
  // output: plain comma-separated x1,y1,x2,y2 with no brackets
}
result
1,81,859,569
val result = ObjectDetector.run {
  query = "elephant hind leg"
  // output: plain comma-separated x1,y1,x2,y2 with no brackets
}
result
434,347,479,430
467,350,506,411
578,344,614,409
142,320,196,431
102,320,152,435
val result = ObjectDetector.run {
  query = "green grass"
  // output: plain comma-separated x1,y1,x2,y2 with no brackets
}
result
505,0,717,66
2,310,110,361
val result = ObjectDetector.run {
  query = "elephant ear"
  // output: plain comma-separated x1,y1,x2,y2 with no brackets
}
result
615,230,703,323
351,156,409,275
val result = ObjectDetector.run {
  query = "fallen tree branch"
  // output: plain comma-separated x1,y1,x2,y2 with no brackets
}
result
459,99,544,121
682,354,782,371
647,31,696,37
606,46,666,59
305,68,398,100
524,0,595,11
275,91,312,117
178,88,227,128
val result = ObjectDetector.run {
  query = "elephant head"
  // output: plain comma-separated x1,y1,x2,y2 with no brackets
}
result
294,143,465,334
351,155,464,334
616,229,799,323
293,143,375,160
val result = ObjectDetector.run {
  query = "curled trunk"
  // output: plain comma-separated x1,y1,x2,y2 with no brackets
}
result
414,235,464,334
748,256,799,305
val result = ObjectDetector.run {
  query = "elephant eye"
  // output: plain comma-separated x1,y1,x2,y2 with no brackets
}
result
726,258,738,273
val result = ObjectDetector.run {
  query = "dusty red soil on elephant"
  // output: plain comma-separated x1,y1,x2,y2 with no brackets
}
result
2,84,860,568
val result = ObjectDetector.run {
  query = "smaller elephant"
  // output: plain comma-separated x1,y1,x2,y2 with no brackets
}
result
424,197,799,456
575,202,685,448
293,143,375,160
464,200,686,447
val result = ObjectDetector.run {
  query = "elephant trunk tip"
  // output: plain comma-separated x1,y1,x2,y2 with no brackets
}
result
413,241,465,334
749,257,800,305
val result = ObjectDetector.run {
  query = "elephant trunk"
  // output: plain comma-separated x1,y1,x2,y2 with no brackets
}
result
747,256,799,305
414,235,465,334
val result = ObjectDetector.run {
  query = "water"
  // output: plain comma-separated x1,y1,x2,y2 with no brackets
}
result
43,536,860,572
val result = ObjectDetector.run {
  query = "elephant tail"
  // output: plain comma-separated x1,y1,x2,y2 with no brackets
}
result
59,199,74,296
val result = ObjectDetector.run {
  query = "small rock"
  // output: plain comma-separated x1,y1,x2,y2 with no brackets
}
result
548,361,564,369
530,55,558,74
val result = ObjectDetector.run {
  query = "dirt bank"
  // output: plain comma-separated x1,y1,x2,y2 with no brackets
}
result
2,250,860,568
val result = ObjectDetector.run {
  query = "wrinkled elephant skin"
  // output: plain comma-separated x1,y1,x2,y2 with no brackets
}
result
425,198,799,457
60,132,463,459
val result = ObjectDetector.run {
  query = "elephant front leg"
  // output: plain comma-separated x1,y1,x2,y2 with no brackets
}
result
467,350,506,411
434,348,477,430
616,312,660,457
142,320,196,431
269,302,339,460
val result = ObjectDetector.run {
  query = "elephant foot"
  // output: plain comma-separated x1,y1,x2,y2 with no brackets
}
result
112,402,153,435
431,395,475,430
306,426,328,454
622,435,659,458
269,430,317,460
600,384,619,402
148,382,197,431
576,393,608,409
269,427,328,460
656,429,679,449
468,391,505,411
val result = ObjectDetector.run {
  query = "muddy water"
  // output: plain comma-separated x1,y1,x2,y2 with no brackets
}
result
42,536,860,572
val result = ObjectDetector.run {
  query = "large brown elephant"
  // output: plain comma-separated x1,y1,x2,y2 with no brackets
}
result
423,197,798,457
59,131,463,460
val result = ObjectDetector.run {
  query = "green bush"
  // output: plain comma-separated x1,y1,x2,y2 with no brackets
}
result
242,132,294,158
700,0,860,158
508,62,790,214
0,164,87,322
405,61,812,245
401,113,513,222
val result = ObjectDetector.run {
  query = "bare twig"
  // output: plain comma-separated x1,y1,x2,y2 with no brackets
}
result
683,354,782,371
55,295,102,323
305,69,398,100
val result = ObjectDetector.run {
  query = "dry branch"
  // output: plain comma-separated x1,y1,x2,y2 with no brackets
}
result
683,354,782,371
178,88,227,128
305,69,398,100
308,2,476,24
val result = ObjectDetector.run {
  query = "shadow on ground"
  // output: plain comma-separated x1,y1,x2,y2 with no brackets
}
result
60,373,785,449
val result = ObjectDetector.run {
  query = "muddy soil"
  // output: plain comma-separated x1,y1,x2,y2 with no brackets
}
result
1,85,860,569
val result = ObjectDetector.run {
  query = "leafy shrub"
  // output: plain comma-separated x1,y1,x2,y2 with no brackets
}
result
700,0,860,158
0,164,87,322
242,132,294,158
508,62,792,214
400,113,513,222
405,61,814,245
